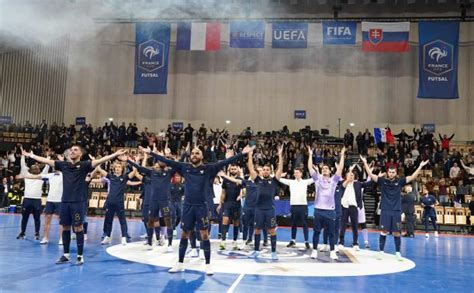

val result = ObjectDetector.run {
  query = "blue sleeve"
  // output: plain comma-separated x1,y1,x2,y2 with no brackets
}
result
127,160,151,176
209,153,244,175
149,153,184,172
54,160,65,171
399,177,407,186
83,160,93,173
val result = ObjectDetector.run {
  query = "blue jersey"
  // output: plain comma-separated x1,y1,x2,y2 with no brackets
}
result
170,183,185,202
150,152,244,205
378,177,407,211
242,179,258,209
141,176,153,205
255,176,279,210
54,160,93,202
128,160,175,202
421,194,437,210
222,177,243,205
103,173,129,204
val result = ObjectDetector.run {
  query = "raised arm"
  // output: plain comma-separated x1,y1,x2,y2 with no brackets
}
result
218,171,243,185
24,150,55,167
360,155,378,182
406,160,430,183
20,155,30,176
335,146,346,177
307,146,317,177
275,145,284,180
127,159,151,176
143,146,184,171
247,150,258,180
210,145,255,173
91,149,127,168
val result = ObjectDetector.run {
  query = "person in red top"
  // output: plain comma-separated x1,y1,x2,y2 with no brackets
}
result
438,133,455,153
385,127,395,146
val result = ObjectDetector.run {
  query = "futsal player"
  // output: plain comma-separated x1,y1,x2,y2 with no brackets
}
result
247,146,283,260
217,164,244,251
24,146,127,265
361,155,429,261
16,152,50,240
308,146,345,260
420,186,439,238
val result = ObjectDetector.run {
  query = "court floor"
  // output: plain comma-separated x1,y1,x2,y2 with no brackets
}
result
0,213,472,292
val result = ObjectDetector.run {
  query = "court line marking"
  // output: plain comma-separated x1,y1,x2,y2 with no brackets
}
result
227,273,245,293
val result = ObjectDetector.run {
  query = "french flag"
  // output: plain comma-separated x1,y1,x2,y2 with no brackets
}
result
176,22,221,51
374,128,387,144
362,22,410,52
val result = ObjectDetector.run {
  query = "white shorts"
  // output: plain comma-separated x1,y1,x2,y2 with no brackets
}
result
358,206,366,224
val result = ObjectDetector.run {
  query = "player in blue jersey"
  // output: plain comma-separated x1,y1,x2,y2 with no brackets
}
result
141,145,254,275
361,155,428,261
247,146,283,260
24,146,127,265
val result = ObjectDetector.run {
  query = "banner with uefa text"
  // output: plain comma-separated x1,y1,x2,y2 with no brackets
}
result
272,22,308,48
417,22,459,99
134,22,171,94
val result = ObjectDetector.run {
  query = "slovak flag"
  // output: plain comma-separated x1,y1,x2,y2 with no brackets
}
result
374,128,387,144
362,22,410,52
176,22,221,51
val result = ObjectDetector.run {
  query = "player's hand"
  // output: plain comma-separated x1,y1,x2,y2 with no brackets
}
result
242,145,256,155
139,146,151,154
360,155,367,164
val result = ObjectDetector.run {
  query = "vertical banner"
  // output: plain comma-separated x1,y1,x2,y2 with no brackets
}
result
322,21,356,45
272,22,308,48
134,22,171,94
230,21,265,48
417,22,459,99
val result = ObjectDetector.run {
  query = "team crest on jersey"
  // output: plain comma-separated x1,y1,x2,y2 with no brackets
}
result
200,170,204,174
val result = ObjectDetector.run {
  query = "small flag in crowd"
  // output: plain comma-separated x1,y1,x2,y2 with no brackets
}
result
176,22,221,51
374,128,387,144
362,22,409,52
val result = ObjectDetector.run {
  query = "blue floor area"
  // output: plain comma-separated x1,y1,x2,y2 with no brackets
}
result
0,213,472,292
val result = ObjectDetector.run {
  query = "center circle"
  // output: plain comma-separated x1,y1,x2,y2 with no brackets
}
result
107,239,415,277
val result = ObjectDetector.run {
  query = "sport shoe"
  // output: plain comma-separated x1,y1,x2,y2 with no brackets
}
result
190,248,199,258
169,262,184,273
84,234,88,241
219,241,226,250
310,250,318,259
353,245,360,251
318,244,328,252
364,241,370,249
217,233,222,240
101,236,112,245
376,251,384,260
271,252,278,260
146,244,154,251
434,231,439,237
287,240,296,248
34,233,40,240
121,237,127,246
248,251,260,259
167,245,173,253
173,230,177,237
76,255,84,266
395,252,403,261
205,264,214,275
263,241,269,247
425,233,429,239
58,238,63,246
16,233,26,240
55,255,71,265
330,251,338,260
139,233,147,239
305,242,311,249
40,237,49,245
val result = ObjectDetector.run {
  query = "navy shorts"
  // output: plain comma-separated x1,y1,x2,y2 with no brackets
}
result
211,204,222,222
60,201,86,226
149,201,171,218
22,198,42,214
169,200,182,220
223,204,241,221
44,202,61,215
181,203,209,232
380,210,402,233
254,208,277,230
242,208,255,227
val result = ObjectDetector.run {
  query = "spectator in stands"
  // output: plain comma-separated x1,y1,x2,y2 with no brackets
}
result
455,180,469,204
449,162,460,179
439,133,455,153
0,177,10,208
184,123,194,144
438,179,449,206
395,129,412,149
343,129,354,150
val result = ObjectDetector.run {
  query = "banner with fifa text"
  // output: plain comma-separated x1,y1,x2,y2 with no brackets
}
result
322,21,356,45
417,22,459,99
134,22,171,94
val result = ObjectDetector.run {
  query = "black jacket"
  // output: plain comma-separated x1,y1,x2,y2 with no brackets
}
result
340,180,373,209
401,192,416,214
